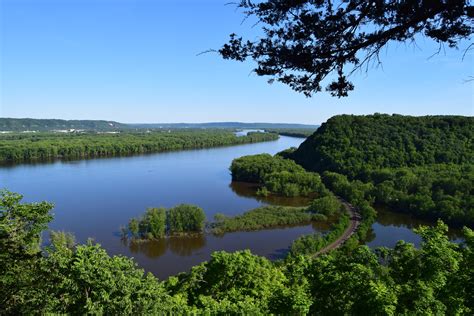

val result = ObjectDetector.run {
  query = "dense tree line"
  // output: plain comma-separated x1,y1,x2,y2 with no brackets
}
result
293,114,473,177
291,114,473,226
230,153,305,182
2,191,472,314
322,165,474,226
368,164,474,225
230,153,325,197
125,205,206,240
0,130,278,163
262,170,324,197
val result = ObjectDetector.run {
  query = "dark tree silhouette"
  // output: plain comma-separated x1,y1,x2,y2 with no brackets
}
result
219,0,473,97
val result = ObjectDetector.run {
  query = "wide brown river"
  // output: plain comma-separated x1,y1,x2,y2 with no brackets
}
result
0,135,463,279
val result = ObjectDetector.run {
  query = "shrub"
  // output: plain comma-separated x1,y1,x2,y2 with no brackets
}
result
167,204,206,234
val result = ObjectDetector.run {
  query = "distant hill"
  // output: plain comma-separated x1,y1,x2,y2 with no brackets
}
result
0,118,318,132
129,122,319,129
0,118,128,131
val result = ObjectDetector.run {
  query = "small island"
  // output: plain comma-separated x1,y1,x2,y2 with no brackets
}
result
123,204,206,240
230,153,325,197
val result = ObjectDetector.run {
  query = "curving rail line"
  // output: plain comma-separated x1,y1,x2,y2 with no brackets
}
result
314,198,361,256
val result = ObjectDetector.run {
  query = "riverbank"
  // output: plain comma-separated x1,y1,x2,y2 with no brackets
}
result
0,130,279,164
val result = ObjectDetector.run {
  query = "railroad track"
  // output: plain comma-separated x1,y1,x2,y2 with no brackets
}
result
313,198,360,256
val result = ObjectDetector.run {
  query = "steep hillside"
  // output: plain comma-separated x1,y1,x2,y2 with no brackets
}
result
291,114,474,226
293,114,473,178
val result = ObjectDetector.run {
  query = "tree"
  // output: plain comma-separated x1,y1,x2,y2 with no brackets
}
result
0,190,53,313
168,250,311,314
39,240,186,314
128,218,140,238
140,207,166,239
387,220,463,314
309,246,398,314
167,204,206,234
49,230,76,249
220,0,473,97
308,193,343,216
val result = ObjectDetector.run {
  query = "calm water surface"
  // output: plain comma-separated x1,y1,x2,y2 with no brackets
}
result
0,136,462,279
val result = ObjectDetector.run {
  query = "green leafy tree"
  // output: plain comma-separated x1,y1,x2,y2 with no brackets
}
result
0,190,53,313
167,204,206,234
230,153,305,183
49,230,76,249
38,239,188,314
388,220,462,314
128,218,139,238
220,1,473,97
308,192,343,216
169,250,311,314
139,207,166,239
309,246,398,314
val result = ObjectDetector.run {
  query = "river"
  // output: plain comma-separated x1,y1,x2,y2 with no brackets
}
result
0,135,463,279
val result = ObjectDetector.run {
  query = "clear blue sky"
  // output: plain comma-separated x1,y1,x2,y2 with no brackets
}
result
1,0,472,124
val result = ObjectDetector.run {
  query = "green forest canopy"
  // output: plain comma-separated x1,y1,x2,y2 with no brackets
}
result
293,114,473,176
0,130,278,163
291,114,474,226
227,115,473,226
230,153,327,197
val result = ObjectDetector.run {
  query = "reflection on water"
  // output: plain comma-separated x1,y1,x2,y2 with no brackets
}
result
311,219,333,231
168,235,207,256
230,181,314,207
121,218,333,260
126,234,207,258
111,224,321,278
367,206,464,248
376,206,439,229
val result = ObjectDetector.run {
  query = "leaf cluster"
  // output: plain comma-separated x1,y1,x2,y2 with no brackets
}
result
220,0,473,96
